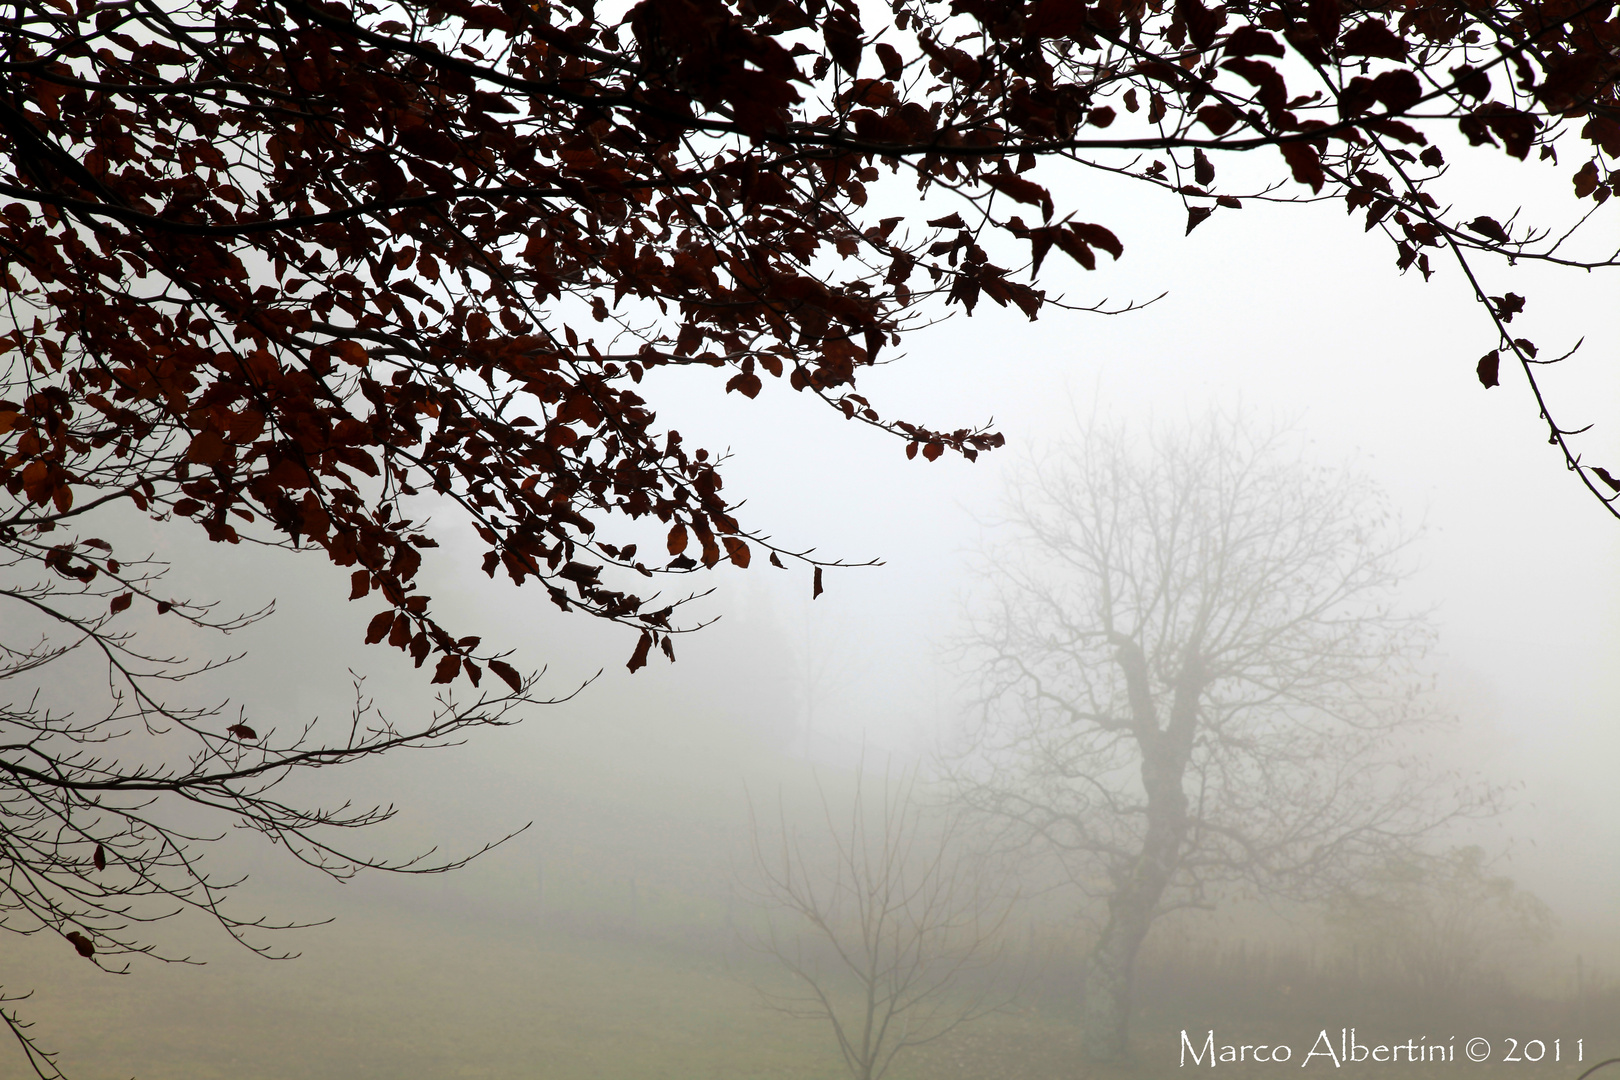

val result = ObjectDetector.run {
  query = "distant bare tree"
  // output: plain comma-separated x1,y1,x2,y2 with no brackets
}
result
744,765,1015,1080
951,414,1493,1062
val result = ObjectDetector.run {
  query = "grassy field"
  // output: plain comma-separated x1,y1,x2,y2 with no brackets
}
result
10,894,1619,1080
8,722,1614,1080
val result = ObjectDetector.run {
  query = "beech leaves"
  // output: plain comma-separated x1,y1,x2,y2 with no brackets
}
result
4,0,1619,695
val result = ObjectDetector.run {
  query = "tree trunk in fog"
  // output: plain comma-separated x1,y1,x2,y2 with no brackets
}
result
1080,641,1199,1062
1080,860,1169,1060
1081,919,1139,1062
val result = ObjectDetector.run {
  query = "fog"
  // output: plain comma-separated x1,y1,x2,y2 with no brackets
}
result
9,160,1620,1079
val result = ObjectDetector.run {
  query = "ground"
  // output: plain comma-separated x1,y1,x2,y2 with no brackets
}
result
9,892,1614,1080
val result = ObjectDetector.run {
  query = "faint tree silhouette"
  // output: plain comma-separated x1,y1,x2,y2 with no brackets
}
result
1329,845,1553,999
950,413,1495,1061
744,762,1016,1080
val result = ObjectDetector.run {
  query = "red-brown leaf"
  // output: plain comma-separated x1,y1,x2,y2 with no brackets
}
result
1069,223,1123,260
1194,148,1215,187
186,430,226,466
725,372,763,398
1224,26,1284,57
389,614,413,649
1197,105,1238,135
1574,160,1600,198
627,631,653,672
365,611,395,644
1280,143,1326,192
824,10,863,77
875,42,903,80
1467,216,1511,244
488,659,523,692
722,536,751,568
1339,19,1408,60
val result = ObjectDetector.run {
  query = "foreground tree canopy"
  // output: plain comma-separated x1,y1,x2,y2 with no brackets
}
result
4,0,1620,691
0,0,1616,1064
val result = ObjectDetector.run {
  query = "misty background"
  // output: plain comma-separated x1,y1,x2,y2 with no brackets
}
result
9,153,1620,1079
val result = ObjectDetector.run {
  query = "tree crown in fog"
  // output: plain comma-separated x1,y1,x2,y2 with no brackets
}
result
951,413,1492,1060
